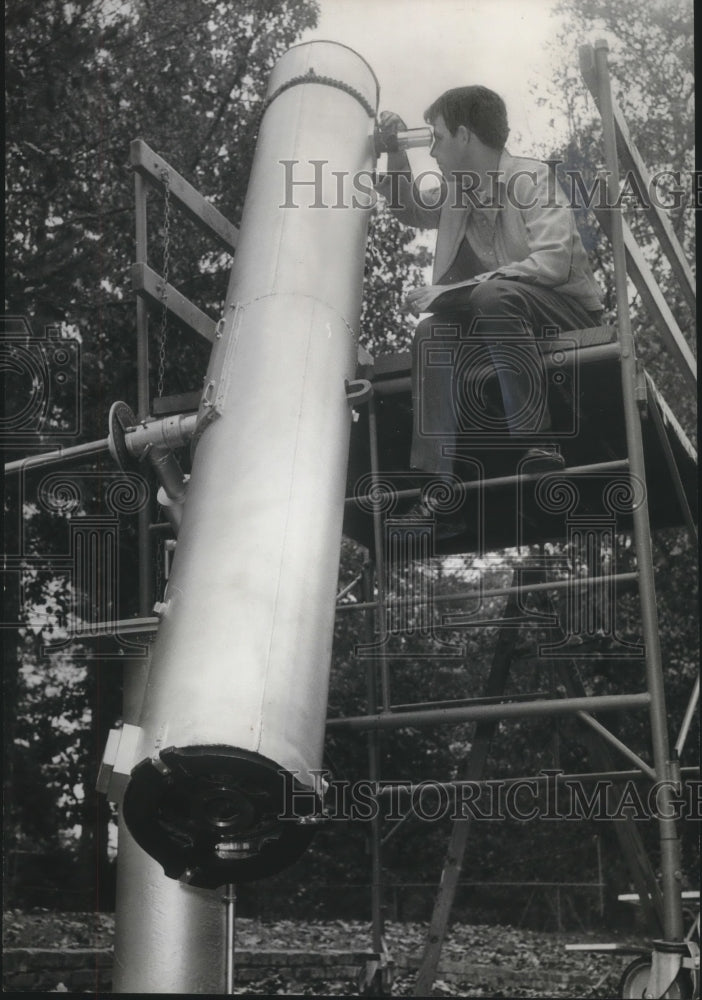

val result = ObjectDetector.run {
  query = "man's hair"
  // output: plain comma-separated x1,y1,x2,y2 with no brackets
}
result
425,86,510,150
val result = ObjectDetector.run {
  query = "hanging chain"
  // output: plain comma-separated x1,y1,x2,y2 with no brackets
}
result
256,68,376,136
153,169,172,607
154,531,164,606
157,167,172,401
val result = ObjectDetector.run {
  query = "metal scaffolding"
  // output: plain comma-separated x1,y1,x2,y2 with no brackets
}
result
336,38,698,998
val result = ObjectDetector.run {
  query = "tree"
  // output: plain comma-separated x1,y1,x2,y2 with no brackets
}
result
540,0,695,431
518,0,700,907
360,209,431,356
545,0,698,755
5,0,323,908
4,0,440,912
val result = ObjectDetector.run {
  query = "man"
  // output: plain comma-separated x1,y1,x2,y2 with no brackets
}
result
376,86,604,486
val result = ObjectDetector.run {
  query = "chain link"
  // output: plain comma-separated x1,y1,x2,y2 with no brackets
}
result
153,169,172,607
157,168,172,401
256,68,376,138
154,535,164,607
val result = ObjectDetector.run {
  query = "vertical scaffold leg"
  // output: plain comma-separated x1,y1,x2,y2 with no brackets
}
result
361,386,393,996
592,38,684,949
224,884,236,995
362,562,387,996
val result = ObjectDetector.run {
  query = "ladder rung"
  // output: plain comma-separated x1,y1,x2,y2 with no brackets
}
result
130,139,239,253
132,262,217,343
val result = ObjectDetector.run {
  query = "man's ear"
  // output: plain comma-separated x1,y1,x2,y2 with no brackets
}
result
456,124,471,144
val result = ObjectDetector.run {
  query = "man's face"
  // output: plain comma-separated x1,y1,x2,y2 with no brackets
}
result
429,113,470,178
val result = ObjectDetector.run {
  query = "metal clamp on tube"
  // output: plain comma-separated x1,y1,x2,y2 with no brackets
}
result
108,401,198,462
108,401,192,531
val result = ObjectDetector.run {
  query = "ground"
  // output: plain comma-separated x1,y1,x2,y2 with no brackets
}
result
4,911,639,996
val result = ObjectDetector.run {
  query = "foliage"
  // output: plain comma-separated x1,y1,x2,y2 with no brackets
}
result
5,0,322,907
540,0,695,433
4,0,433,912
6,0,321,413
361,211,431,356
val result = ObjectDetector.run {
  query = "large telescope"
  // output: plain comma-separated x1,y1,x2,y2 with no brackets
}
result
106,40,379,991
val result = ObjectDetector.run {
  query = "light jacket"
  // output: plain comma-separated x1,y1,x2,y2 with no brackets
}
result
377,150,604,313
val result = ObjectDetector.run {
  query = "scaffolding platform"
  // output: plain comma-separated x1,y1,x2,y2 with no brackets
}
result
343,328,697,555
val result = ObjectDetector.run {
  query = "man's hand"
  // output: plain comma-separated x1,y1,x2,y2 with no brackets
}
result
378,111,410,170
405,285,443,316
378,110,408,139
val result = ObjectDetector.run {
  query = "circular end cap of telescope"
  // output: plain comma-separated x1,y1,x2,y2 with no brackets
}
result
122,746,322,888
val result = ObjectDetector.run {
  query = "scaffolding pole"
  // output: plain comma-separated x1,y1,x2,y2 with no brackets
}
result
593,38,684,945
362,563,385,977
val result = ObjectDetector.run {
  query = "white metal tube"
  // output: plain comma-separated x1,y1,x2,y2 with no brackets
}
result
120,41,378,889
113,659,226,994
113,823,226,993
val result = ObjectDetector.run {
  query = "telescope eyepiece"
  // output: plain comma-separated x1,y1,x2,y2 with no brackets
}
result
374,125,433,155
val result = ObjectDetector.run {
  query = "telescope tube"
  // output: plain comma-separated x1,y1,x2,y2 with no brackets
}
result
120,41,378,890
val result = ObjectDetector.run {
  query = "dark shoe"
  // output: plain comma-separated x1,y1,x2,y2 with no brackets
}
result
521,444,565,473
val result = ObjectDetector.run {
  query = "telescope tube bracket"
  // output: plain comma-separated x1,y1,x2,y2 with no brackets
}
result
108,401,198,463
107,400,195,529
96,723,143,806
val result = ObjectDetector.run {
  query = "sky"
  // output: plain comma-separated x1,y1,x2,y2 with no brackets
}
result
300,0,570,174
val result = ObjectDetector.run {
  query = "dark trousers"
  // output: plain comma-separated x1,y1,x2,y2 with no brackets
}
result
410,279,602,474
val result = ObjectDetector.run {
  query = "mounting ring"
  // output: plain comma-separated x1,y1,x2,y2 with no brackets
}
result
108,401,141,473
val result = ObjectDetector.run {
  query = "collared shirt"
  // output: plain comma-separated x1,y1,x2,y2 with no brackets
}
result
435,232,484,285
377,149,604,313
